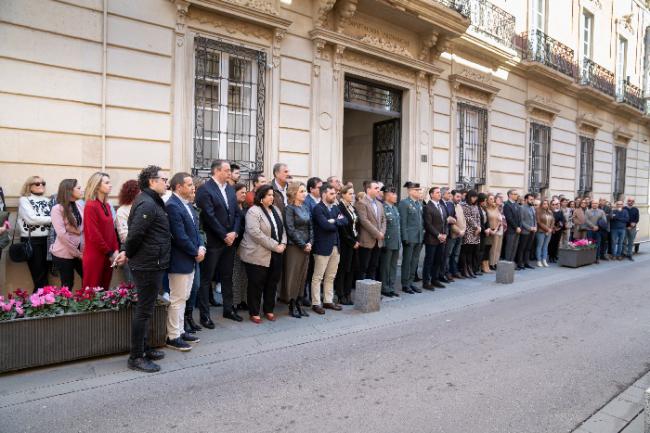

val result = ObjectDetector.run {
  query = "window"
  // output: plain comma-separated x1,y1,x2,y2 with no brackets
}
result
193,37,266,176
457,103,488,189
529,123,551,193
613,146,627,199
582,11,593,60
578,136,594,195
616,37,628,96
532,0,546,31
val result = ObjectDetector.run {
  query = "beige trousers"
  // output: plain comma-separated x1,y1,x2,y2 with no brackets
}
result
167,271,194,340
311,247,340,306
489,234,503,266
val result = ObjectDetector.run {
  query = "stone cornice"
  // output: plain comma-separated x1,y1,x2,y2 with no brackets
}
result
449,72,500,104
185,0,292,30
613,126,634,144
525,97,561,122
576,113,603,134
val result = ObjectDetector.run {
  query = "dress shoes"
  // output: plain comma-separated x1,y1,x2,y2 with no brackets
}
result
128,357,160,373
524,264,535,269
200,316,215,329
184,318,196,334
223,309,243,322
411,285,422,293
296,302,310,317
250,316,262,324
431,280,446,289
186,316,202,332
445,274,455,282
402,287,415,294
453,273,464,279
422,283,435,291
439,276,450,284
414,274,422,282
312,305,326,315
323,302,342,311
145,349,165,361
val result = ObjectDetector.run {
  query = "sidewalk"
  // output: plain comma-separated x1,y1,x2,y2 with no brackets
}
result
573,371,649,433
1,246,649,415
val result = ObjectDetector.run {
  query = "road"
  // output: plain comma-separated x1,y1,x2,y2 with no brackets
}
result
2,253,650,433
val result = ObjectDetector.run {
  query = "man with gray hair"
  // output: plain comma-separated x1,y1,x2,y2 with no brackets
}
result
271,163,290,214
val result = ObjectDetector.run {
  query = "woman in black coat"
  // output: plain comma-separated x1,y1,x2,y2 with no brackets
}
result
334,184,359,305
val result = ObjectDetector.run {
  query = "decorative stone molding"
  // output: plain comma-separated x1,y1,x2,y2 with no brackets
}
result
333,44,346,81
419,31,439,61
342,50,414,82
614,127,634,145
272,28,287,68
171,0,190,46
335,0,358,33
359,34,413,58
449,71,499,105
620,13,634,33
525,97,560,123
221,0,280,16
313,0,337,28
189,9,273,41
312,38,327,77
184,0,291,33
576,112,603,135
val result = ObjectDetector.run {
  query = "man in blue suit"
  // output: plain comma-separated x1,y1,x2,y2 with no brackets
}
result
165,172,204,351
311,183,347,315
195,160,243,327
305,176,323,213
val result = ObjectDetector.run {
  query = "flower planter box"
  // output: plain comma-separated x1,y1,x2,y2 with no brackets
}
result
558,247,598,268
0,304,167,374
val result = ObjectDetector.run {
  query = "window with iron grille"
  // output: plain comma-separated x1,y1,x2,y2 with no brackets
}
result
578,136,594,194
457,102,488,189
613,146,627,199
529,122,551,193
193,37,266,178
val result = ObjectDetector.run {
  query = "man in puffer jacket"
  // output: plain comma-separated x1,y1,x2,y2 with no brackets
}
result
125,165,171,373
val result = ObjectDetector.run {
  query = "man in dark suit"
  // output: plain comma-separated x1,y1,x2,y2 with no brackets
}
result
503,189,522,262
423,186,448,290
440,187,457,283
305,177,323,213
165,172,204,352
310,183,347,315
195,159,243,328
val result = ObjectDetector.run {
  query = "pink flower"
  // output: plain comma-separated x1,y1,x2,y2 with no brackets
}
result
44,293,56,304
0,301,10,312
15,306,24,316
29,293,42,308
59,287,72,299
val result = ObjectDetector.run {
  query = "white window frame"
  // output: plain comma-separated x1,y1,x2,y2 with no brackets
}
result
616,36,628,95
582,10,594,61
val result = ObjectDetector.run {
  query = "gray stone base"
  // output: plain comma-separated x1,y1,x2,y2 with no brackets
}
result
354,279,382,313
496,261,515,284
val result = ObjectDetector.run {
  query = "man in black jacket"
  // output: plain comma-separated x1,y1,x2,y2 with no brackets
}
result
124,165,171,373
503,189,522,262
423,186,448,290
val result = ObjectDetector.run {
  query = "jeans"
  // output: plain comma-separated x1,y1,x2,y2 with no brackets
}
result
624,228,638,257
130,269,164,359
535,232,551,262
611,228,626,257
586,230,602,258
447,237,462,275
401,242,423,287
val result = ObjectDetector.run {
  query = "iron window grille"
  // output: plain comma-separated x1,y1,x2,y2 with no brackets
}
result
457,102,488,190
578,136,594,195
344,78,402,116
529,123,551,193
193,37,266,179
613,146,627,199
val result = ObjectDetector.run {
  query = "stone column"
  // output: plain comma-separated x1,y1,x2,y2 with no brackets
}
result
170,0,190,172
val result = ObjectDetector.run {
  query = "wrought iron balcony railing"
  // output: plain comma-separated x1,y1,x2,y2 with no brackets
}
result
521,29,577,78
579,58,616,98
616,81,644,112
434,0,472,17
459,0,516,49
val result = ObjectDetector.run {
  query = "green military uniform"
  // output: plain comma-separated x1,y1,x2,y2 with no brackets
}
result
380,203,401,294
398,196,424,289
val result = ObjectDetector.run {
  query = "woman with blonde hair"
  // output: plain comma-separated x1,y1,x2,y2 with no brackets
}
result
572,198,587,240
17,175,52,291
83,172,122,289
486,194,503,270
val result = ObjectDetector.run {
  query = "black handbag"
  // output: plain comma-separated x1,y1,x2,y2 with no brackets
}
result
9,229,33,262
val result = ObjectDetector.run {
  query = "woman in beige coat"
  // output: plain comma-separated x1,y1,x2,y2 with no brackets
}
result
240,184,287,323
572,198,587,240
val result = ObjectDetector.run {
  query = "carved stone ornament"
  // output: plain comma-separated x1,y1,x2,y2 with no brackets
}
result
576,112,603,134
189,9,273,41
313,0,337,28
449,71,499,105
614,126,633,144
171,0,190,46
342,50,413,82
620,14,634,33
419,31,439,61
312,38,327,77
335,0,358,33
359,34,413,58
333,44,346,81
272,28,287,67
525,97,560,122
221,0,279,16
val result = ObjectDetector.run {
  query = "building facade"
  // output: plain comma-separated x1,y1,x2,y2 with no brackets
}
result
1,0,649,289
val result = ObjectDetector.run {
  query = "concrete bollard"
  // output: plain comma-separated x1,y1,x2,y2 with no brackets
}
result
354,279,382,313
496,260,515,284
643,388,650,433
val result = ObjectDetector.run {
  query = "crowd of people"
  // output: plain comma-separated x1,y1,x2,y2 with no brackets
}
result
5,161,641,372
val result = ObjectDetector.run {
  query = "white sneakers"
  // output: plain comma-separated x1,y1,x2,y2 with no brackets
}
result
542,260,549,267
537,261,543,267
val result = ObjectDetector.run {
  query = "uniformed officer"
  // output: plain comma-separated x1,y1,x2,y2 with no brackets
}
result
398,182,424,294
379,186,401,297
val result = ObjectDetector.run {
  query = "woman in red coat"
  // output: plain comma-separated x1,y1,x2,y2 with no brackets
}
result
82,172,125,289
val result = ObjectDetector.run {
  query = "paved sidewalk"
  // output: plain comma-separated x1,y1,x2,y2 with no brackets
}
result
573,371,649,433
1,246,649,415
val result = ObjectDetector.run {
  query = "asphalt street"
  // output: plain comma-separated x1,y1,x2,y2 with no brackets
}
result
2,252,650,433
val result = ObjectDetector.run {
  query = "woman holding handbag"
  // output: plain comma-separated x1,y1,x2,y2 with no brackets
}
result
16,176,52,291
50,179,85,289
83,172,121,289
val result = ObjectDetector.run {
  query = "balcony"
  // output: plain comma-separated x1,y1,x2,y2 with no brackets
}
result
616,81,645,112
462,0,516,49
577,58,616,103
520,30,577,79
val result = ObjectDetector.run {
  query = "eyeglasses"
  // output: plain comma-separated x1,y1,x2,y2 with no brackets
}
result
31,181,46,187
153,177,168,183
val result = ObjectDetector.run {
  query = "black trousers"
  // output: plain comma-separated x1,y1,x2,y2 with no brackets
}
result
503,231,519,261
198,241,236,316
358,245,380,280
51,255,82,290
245,253,282,316
334,244,358,298
548,230,562,260
22,236,49,292
130,269,164,359
516,233,534,267
459,243,479,273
